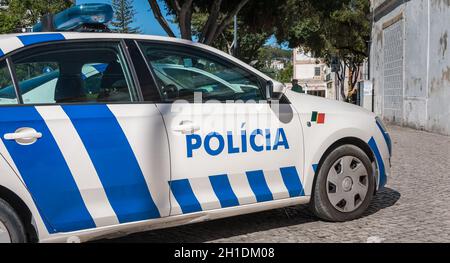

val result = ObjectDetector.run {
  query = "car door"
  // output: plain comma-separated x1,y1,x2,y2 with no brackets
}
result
0,39,170,234
137,41,305,216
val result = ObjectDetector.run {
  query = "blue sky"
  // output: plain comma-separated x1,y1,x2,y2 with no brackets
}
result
76,0,280,46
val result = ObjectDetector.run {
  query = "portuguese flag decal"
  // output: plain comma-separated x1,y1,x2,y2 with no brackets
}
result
311,111,326,124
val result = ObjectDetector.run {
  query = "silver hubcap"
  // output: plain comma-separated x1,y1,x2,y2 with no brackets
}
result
326,156,369,213
0,221,11,243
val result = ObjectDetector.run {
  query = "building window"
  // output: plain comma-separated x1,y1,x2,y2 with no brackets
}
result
314,67,321,76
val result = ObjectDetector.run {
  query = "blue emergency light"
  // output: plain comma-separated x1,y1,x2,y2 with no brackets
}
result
33,3,113,33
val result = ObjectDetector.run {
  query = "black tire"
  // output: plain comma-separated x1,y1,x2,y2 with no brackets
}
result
311,144,375,222
0,198,26,243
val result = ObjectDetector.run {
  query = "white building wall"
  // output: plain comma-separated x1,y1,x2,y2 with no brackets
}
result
294,64,316,80
371,0,450,135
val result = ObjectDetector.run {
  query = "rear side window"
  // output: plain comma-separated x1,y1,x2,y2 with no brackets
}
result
0,60,17,105
14,62,60,104
12,42,136,104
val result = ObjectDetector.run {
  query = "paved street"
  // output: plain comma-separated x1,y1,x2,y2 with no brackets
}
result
102,125,450,243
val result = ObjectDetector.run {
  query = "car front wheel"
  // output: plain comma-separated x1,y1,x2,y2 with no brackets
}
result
311,144,375,222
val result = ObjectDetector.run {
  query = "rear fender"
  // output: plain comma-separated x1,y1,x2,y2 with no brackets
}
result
0,141,50,241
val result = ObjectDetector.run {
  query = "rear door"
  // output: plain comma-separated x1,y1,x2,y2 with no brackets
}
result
0,39,170,233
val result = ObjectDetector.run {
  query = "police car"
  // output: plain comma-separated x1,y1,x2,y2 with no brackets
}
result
0,4,391,243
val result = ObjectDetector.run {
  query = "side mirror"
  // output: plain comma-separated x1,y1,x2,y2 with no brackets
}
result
265,80,274,100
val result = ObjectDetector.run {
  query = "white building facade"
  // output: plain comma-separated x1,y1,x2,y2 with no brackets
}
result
292,48,329,98
270,60,285,70
293,48,372,109
371,0,450,136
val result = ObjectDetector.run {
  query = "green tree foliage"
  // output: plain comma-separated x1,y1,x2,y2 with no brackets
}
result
276,0,370,100
111,0,140,33
0,0,73,34
257,46,292,67
256,46,292,82
278,63,293,84
190,12,270,63
147,0,293,67
146,0,368,94
147,0,286,44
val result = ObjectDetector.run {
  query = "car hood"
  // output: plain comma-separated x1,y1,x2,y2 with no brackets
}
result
284,89,376,117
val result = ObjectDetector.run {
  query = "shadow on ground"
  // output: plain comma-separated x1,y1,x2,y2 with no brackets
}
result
363,187,401,217
98,187,400,243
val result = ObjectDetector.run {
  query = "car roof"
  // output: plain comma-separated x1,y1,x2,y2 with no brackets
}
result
0,32,194,54
0,32,272,81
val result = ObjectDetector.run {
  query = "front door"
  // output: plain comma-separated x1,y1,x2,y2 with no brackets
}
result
138,41,305,216
0,40,170,233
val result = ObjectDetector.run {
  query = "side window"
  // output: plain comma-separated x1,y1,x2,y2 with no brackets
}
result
12,42,135,104
14,62,60,104
0,60,18,105
138,42,264,102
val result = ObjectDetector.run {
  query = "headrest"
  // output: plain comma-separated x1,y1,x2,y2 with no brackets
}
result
54,75,85,103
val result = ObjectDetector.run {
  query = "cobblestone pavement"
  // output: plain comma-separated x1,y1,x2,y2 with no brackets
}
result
102,125,450,243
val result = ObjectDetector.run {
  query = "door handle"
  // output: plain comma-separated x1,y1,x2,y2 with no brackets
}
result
4,128,42,145
172,121,200,134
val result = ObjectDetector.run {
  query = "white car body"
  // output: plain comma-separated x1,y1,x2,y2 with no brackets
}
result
0,33,391,243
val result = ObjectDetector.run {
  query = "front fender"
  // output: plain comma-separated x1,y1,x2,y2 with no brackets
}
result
302,127,374,195
286,90,390,195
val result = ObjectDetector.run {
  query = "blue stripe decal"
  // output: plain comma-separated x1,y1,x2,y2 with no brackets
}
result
368,137,387,188
209,174,239,208
18,33,65,46
170,179,202,214
246,170,273,202
312,164,318,173
280,166,304,197
0,107,95,233
375,121,392,156
0,49,4,57
63,105,160,223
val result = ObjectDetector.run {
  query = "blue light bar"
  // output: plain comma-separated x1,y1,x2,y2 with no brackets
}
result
33,4,113,32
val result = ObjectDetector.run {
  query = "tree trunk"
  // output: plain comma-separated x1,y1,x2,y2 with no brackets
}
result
199,0,223,43
204,0,250,45
178,0,193,40
148,0,176,37
348,67,354,97
347,63,361,102
337,61,347,101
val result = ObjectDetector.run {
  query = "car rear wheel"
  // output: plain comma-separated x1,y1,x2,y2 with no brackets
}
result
0,198,26,243
311,145,375,222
